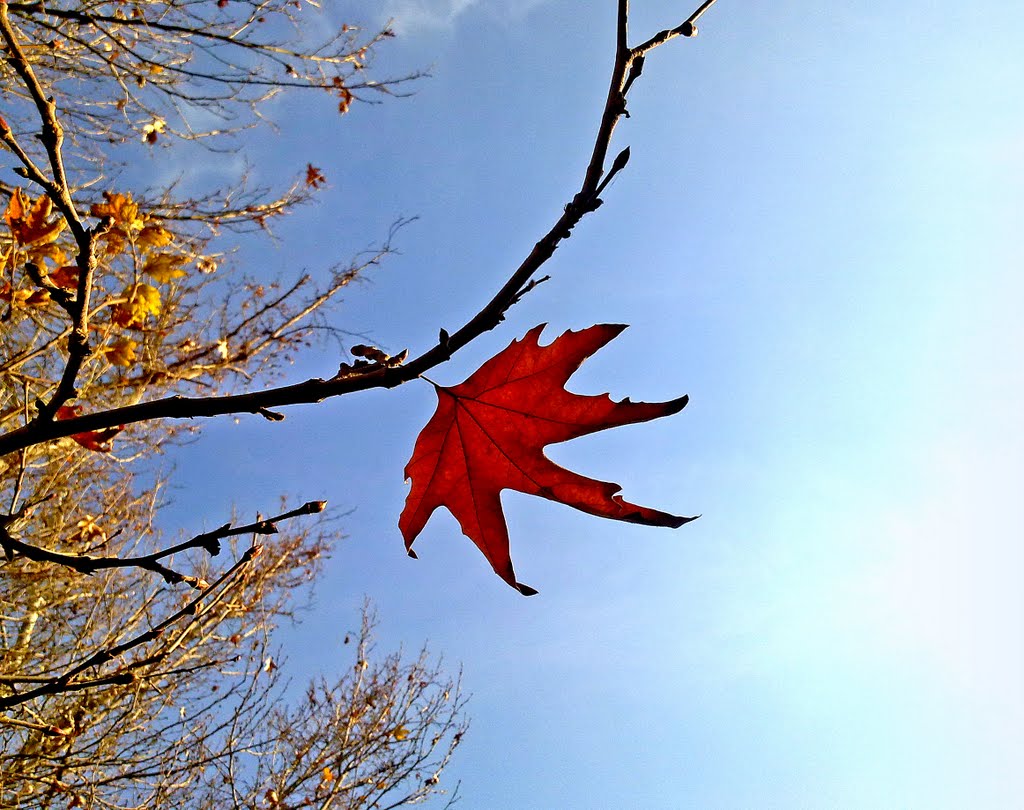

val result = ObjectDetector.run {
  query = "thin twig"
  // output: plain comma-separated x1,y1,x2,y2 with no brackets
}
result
0,714,71,736
7,380,30,514
633,0,720,56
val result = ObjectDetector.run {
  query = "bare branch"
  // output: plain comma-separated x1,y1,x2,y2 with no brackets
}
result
633,0,720,56
0,500,325,584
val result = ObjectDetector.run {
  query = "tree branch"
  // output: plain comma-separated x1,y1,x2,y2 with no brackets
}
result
0,500,325,584
0,0,720,457
632,0,720,56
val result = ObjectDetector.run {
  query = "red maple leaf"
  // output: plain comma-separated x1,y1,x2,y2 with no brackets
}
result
304,163,326,189
400,324,696,594
56,405,125,453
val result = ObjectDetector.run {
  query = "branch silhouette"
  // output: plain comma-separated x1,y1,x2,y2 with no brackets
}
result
0,0,721,459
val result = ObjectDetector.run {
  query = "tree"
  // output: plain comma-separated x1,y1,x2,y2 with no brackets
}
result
0,0,718,805
1,1,462,806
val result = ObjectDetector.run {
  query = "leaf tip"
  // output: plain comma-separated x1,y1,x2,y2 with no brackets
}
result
666,393,689,414
515,582,539,596
407,548,419,559
523,322,549,345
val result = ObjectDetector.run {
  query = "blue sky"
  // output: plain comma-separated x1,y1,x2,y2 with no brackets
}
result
159,2,1024,807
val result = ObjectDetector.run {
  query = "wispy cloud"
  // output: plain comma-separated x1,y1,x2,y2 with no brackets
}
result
378,0,551,35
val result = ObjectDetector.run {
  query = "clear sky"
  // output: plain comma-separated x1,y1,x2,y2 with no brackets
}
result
159,2,1024,807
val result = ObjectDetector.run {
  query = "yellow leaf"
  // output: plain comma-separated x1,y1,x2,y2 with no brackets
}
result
391,725,410,741
137,223,173,251
112,283,161,328
90,191,144,232
321,766,334,783
103,337,138,367
3,188,26,231
28,242,68,268
1,285,50,309
97,228,128,257
136,284,160,315
143,252,187,283
70,514,107,544
5,190,66,246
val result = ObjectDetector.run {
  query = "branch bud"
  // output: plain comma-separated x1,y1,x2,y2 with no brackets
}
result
610,146,631,173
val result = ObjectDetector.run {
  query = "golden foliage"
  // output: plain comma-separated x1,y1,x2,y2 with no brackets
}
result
28,242,69,269
137,222,174,251
69,514,107,545
4,189,67,246
111,282,161,328
143,252,188,283
0,7,463,807
90,192,145,232
102,337,138,367
1,283,50,307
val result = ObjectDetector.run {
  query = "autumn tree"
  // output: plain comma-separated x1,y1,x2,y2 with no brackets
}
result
0,0,718,805
1,1,462,806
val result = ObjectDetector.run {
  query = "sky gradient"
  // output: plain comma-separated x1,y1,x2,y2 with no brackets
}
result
159,2,1024,806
